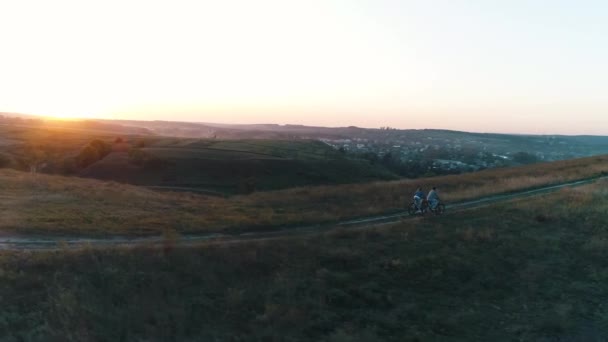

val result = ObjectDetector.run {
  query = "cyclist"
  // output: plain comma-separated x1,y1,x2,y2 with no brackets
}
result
427,187,440,211
413,187,425,213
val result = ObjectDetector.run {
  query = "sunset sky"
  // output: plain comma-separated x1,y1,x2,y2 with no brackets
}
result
1,0,607,134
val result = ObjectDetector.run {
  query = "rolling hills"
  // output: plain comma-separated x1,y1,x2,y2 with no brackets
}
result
0,123,400,193
4,117,608,196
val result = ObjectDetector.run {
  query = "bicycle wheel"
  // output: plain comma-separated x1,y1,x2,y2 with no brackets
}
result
407,202,417,216
435,203,446,215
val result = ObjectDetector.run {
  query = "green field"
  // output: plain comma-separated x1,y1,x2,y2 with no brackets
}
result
137,138,346,160
3,180,608,340
113,138,398,193
140,147,283,160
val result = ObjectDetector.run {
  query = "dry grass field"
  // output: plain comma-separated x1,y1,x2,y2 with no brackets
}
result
2,179,608,340
1,154,607,236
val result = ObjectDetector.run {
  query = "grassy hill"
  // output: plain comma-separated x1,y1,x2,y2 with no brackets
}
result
2,154,608,236
81,138,399,193
3,175,608,340
0,123,399,193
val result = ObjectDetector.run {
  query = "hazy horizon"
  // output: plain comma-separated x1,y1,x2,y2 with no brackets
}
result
1,0,607,135
6,110,608,137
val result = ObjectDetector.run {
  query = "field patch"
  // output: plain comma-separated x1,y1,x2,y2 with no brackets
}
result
142,147,283,160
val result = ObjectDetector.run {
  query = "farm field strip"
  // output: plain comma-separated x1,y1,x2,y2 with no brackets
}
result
209,140,339,159
142,147,284,160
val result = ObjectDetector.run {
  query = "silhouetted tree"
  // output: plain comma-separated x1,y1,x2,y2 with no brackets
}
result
89,139,112,156
77,145,101,168
76,140,111,168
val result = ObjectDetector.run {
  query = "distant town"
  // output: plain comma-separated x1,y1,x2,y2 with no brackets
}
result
317,128,608,175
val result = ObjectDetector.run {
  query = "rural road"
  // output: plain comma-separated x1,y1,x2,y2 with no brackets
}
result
1,176,603,251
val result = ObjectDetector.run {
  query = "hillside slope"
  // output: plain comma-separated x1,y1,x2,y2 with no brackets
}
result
1,154,608,236
3,178,608,340
80,139,398,193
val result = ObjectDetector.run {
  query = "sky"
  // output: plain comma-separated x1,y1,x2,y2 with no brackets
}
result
0,0,607,134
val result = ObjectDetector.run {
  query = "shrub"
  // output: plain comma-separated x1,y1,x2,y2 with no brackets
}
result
76,140,112,168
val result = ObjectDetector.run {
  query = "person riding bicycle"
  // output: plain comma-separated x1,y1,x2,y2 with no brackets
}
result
413,187,425,213
427,187,440,210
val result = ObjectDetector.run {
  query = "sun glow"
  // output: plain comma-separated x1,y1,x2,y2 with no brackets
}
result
3,99,114,121
41,113,101,121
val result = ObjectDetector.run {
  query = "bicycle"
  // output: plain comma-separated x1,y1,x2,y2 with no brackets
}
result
407,199,445,216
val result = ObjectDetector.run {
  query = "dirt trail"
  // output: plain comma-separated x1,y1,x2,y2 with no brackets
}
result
1,176,603,251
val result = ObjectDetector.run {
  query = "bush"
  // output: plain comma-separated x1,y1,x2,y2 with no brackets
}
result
76,140,112,168
77,145,101,168
89,139,112,157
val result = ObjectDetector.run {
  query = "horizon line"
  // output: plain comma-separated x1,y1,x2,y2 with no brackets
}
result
2,111,607,137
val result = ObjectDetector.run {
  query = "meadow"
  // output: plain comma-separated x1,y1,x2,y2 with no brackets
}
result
2,180,608,340
1,154,607,236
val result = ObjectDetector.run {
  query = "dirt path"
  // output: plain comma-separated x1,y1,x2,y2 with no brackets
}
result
1,176,603,251
145,186,226,197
